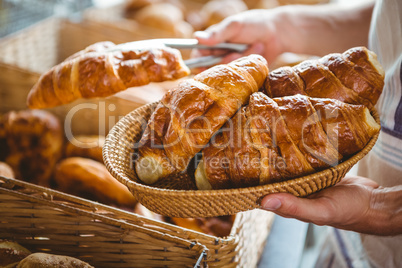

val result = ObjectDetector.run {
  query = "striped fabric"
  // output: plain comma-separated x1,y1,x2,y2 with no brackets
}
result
315,228,372,268
314,0,402,267
369,0,402,167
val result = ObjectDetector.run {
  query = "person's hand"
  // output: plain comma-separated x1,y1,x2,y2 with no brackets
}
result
193,1,374,65
260,175,402,236
193,9,285,64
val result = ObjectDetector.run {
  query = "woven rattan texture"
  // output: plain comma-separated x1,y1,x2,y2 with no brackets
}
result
0,177,207,268
104,102,381,218
0,176,274,267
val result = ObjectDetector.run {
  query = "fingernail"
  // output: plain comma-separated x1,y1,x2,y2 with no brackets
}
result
261,198,281,211
194,31,211,39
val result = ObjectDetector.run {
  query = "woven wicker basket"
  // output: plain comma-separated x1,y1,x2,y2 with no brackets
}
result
0,176,274,267
0,18,275,266
0,176,208,268
103,102,380,218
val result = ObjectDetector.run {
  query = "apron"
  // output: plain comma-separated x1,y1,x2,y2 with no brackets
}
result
316,0,402,267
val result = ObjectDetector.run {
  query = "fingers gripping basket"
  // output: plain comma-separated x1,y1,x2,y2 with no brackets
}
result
103,102,380,218
0,176,208,268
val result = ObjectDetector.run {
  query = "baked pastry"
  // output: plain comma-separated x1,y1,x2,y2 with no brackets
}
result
27,41,190,109
264,47,385,107
134,203,165,222
0,114,8,162
124,0,156,15
53,157,137,208
135,54,269,184
171,215,235,237
133,3,193,38
65,135,105,163
0,240,31,267
278,0,329,5
195,93,380,190
0,110,63,186
17,253,93,268
200,0,248,28
124,0,186,17
0,161,14,178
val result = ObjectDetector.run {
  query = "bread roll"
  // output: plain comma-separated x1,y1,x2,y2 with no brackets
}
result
65,135,105,163
0,240,31,267
200,0,248,28
134,203,165,221
171,215,235,237
0,114,8,162
17,253,93,268
54,157,137,208
0,161,14,178
0,110,63,186
135,3,193,37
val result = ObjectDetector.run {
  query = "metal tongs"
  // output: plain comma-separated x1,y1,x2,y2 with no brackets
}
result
108,38,248,69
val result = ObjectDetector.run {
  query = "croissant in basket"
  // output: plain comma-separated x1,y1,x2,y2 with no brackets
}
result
134,47,383,186
27,41,190,109
135,54,269,184
263,47,385,107
195,93,380,190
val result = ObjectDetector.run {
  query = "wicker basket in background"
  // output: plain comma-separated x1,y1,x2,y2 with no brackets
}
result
0,176,208,268
0,175,274,267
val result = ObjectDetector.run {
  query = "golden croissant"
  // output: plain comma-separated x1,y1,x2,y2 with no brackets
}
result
135,54,269,184
264,47,384,107
195,93,380,190
27,41,190,109
135,47,384,187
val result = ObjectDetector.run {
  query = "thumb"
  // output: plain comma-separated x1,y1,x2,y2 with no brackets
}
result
260,193,331,225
